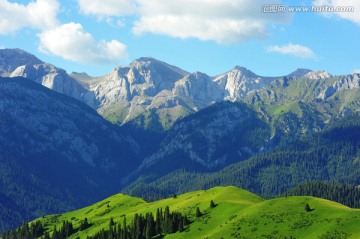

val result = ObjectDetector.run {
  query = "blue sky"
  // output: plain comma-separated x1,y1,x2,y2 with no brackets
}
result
0,0,359,77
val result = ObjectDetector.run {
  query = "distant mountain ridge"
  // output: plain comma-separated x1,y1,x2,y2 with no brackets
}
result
1,48,345,130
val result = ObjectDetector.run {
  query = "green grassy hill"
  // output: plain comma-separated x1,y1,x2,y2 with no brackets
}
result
18,186,360,239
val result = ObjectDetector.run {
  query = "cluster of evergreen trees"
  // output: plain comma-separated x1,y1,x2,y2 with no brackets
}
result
2,206,189,239
2,219,89,239
2,221,45,239
50,221,76,239
87,206,189,239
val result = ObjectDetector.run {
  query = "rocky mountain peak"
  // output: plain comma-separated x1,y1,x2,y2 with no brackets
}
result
191,71,209,78
0,48,43,76
174,71,222,105
305,70,333,80
132,57,161,65
287,68,312,78
130,57,189,78
232,66,258,78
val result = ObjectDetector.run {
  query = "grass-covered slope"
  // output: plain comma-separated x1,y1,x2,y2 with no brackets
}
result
22,186,360,239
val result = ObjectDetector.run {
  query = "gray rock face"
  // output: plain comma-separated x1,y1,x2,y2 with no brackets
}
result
318,74,360,100
0,48,98,108
304,70,333,80
213,67,275,102
87,58,190,125
174,72,223,108
90,64,278,127
10,64,87,102
5,48,359,129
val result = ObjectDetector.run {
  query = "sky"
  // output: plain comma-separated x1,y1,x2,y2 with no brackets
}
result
0,0,359,77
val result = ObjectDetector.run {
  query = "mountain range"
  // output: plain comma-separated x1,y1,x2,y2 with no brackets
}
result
5,48,358,131
0,48,359,232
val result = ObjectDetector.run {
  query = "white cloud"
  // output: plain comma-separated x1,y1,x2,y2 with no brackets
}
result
0,0,59,35
38,22,127,65
132,0,292,43
353,69,360,74
0,0,129,65
313,0,360,25
77,0,137,18
75,0,291,43
267,43,316,58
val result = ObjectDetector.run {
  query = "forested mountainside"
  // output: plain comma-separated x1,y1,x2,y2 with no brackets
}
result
124,112,360,201
0,77,142,232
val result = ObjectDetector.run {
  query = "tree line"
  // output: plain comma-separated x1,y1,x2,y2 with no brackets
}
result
87,206,189,239
1,206,189,239
283,181,360,208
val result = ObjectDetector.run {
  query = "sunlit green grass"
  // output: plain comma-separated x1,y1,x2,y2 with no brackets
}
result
35,186,360,239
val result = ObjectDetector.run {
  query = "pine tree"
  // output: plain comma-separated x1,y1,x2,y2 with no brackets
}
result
43,231,51,239
195,207,202,217
80,218,90,231
52,225,61,239
155,208,162,235
109,217,115,227
122,216,128,239
20,222,30,239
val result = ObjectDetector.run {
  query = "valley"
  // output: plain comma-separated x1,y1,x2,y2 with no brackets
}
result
0,48,359,236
